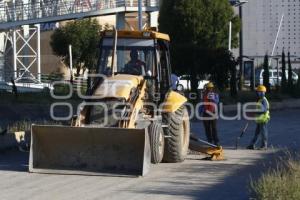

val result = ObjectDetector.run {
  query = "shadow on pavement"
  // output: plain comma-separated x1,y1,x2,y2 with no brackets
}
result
127,150,284,200
0,149,29,172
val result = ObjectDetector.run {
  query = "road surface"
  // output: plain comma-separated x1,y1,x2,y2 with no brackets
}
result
0,109,299,200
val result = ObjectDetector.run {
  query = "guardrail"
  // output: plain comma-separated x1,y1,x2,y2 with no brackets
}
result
41,74,88,90
0,71,88,92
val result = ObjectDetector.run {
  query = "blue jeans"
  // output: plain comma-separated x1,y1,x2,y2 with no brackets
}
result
251,123,268,148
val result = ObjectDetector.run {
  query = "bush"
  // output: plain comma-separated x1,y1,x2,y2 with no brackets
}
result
7,120,62,132
251,157,300,200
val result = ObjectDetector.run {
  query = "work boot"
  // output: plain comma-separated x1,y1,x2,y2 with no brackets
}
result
247,145,255,150
259,146,267,150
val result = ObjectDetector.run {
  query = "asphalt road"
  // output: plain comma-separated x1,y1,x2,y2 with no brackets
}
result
0,109,299,200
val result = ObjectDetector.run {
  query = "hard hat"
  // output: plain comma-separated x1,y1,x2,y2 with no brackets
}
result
256,85,266,92
206,82,214,88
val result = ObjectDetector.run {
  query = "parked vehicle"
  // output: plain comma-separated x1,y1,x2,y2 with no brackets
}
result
255,69,298,86
177,75,209,91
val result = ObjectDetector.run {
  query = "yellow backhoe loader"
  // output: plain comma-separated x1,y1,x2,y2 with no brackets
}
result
29,30,223,176
29,30,190,176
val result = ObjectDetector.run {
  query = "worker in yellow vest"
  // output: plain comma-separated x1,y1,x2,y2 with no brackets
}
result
247,85,270,150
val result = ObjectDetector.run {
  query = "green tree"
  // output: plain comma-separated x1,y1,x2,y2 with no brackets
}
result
159,0,240,48
229,55,238,97
287,51,293,92
263,54,270,92
159,0,240,93
281,50,287,91
50,19,102,76
209,48,237,91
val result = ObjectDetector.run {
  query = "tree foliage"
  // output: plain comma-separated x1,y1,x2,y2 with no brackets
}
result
263,54,270,92
158,0,240,93
159,0,240,49
50,19,102,75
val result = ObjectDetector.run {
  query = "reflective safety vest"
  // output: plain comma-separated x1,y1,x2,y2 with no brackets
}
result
256,97,270,124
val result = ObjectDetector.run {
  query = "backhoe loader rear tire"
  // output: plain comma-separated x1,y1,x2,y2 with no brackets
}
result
149,122,164,164
163,106,190,163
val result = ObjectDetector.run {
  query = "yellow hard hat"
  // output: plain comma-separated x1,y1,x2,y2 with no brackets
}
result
256,85,266,92
206,82,214,88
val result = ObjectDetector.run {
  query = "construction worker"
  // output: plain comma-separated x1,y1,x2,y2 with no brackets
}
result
200,82,220,146
124,50,145,75
247,85,270,150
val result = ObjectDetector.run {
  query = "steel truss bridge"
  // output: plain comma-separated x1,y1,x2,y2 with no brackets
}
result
0,0,159,30
0,0,159,83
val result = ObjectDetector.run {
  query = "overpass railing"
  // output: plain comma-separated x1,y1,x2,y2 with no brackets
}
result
0,0,159,28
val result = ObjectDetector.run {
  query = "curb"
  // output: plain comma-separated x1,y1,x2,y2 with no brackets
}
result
222,99,300,113
1,99,300,151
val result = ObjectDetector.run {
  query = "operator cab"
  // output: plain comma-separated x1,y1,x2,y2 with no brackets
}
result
97,30,172,93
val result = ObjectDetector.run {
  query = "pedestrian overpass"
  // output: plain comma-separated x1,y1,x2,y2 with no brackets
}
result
0,0,159,29
0,0,160,83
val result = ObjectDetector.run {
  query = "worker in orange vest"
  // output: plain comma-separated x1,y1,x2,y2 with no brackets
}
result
199,82,220,146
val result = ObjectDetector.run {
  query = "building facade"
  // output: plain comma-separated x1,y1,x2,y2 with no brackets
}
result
242,0,300,64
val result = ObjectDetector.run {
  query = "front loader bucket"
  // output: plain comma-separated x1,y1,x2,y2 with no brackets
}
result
29,125,151,176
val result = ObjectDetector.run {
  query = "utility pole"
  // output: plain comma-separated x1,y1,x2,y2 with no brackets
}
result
228,21,232,51
239,5,244,90
229,1,249,90
69,45,73,83
138,0,143,30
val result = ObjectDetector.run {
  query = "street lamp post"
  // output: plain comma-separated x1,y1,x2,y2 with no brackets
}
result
228,21,232,51
239,5,244,90
229,0,248,90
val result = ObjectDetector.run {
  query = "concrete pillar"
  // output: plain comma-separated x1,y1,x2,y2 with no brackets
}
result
116,12,126,71
149,11,158,28
116,12,126,30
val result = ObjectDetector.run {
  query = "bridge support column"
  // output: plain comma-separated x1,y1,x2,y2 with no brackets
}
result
36,24,41,82
116,12,126,30
116,12,126,69
11,25,41,82
149,11,159,28
12,29,17,80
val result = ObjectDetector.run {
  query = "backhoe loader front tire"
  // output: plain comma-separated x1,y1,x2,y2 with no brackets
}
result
163,106,190,163
149,122,165,164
